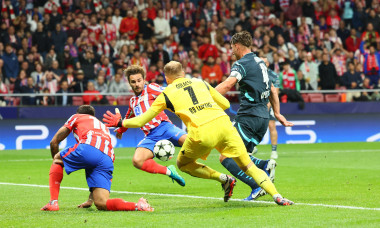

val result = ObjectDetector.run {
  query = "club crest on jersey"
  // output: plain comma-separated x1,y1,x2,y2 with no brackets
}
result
134,106,142,116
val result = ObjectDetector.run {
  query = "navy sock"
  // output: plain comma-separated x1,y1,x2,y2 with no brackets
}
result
272,145,277,151
249,155,268,170
221,158,259,190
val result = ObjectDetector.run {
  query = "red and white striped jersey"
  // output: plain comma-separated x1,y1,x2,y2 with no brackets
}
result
125,83,171,135
64,114,115,162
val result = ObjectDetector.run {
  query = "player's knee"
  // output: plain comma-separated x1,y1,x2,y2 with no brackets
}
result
53,153,64,166
219,155,226,163
94,199,107,210
132,157,144,169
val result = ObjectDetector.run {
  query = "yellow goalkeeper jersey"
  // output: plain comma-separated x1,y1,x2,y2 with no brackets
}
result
122,77,230,129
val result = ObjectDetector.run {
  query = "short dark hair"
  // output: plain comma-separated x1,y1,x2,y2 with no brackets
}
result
124,65,146,81
77,105,95,116
230,31,252,48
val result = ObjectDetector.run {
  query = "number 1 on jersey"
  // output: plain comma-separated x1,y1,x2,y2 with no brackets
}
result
184,86,199,105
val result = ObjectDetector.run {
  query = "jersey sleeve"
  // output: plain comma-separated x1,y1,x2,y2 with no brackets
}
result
121,93,166,129
147,83,164,96
229,62,245,82
268,69,280,88
63,114,77,132
207,82,230,110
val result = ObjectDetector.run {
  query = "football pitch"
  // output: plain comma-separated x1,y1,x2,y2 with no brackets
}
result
0,142,379,227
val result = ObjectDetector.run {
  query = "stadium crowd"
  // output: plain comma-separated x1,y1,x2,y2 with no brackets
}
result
0,0,380,106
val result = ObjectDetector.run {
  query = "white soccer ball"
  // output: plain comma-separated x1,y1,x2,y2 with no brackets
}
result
153,140,175,161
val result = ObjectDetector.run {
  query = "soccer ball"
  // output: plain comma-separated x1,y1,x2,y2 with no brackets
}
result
153,140,175,161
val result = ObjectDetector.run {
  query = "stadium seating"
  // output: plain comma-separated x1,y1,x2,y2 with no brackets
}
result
325,94,340,102
72,96,84,106
301,93,310,103
106,96,116,105
308,93,324,103
116,96,130,105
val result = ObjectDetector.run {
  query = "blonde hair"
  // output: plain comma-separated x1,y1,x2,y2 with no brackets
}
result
164,61,183,79
123,65,146,81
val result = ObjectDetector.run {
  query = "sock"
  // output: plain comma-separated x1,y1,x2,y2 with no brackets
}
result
141,159,168,175
180,162,224,183
49,163,63,201
221,158,259,190
249,155,267,170
272,145,277,152
106,198,136,211
245,165,279,196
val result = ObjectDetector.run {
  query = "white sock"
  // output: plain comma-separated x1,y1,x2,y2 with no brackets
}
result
166,168,171,176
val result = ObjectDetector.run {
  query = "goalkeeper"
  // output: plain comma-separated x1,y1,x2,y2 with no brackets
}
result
103,61,293,206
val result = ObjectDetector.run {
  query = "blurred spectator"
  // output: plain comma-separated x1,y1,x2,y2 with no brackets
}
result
146,65,160,83
31,63,45,87
79,49,96,81
277,34,298,59
326,9,341,30
319,53,339,90
56,80,72,106
365,9,380,33
138,9,154,41
39,87,54,106
151,43,170,65
71,69,86,93
50,60,64,77
83,81,107,105
41,71,60,94
330,44,349,79
1,44,19,84
299,52,319,90
108,73,131,97
0,73,7,106
97,33,113,58
119,10,139,40
51,23,67,54
342,61,362,101
58,45,75,69
201,56,223,87
297,70,307,90
104,15,117,42
21,77,38,105
345,28,361,53
154,9,170,42
198,36,219,62
14,70,28,94
94,75,108,94
179,20,195,50
32,23,51,56
3,26,20,49
360,39,380,86
280,60,300,91
284,0,302,22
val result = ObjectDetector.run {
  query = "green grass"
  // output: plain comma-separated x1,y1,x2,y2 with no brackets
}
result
0,142,379,227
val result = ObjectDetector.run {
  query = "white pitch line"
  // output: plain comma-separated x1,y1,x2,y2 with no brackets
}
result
0,182,379,211
2,149,380,162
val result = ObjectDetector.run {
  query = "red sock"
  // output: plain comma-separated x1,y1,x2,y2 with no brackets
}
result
141,159,167,175
49,164,63,201
106,198,136,211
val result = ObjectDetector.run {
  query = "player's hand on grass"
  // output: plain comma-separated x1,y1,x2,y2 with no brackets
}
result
275,114,294,127
103,108,122,127
77,200,93,208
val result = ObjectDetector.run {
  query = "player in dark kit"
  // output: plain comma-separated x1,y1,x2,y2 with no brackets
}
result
41,105,153,212
215,31,294,201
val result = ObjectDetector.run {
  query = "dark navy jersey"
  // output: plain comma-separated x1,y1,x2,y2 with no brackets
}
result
268,68,280,88
230,52,271,118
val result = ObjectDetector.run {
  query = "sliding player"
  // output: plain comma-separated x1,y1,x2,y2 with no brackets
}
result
115,65,186,187
41,105,153,211
103,61,293,205
215,31,293,201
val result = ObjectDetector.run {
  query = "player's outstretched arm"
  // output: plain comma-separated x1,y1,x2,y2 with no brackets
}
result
50,126,71,158
209,85,230,110
215,76,238,95
269,84,294,127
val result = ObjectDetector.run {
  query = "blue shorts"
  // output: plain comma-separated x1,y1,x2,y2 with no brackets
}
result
60,144,114,192
137,121,187,155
